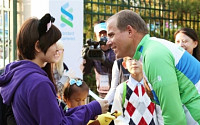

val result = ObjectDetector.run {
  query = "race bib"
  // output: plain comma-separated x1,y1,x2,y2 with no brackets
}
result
99,75,110,91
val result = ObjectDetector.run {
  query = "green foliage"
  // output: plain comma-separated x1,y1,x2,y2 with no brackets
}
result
171,0,200,15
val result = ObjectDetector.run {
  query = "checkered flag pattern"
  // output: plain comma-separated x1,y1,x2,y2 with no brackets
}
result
123,84,155,125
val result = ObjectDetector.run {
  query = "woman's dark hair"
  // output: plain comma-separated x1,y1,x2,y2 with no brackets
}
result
174,28,200,61
16,14,61,60
63,78,89,100
42,63,57,92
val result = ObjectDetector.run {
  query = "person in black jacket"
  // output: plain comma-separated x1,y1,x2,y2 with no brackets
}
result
81,21,116,98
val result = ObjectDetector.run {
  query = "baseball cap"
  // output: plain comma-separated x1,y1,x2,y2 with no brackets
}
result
94,22,107,33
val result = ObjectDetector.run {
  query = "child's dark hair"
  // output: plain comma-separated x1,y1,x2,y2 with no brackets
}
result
63,78,89,100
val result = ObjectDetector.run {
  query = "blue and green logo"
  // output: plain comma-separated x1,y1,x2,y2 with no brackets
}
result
60,2,73,28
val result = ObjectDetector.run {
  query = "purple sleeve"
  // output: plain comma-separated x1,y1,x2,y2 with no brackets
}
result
65,101,102,124
29,81,64,125
29,81,101,125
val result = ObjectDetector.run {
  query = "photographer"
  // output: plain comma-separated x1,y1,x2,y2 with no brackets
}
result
81,21,116,98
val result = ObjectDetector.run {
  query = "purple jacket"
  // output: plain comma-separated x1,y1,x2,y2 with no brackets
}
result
0,60,101,125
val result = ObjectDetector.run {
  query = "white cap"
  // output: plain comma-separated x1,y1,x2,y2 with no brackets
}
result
94,22,107,33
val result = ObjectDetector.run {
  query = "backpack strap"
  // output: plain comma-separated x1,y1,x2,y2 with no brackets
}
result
122,81,127,107
117,58,123,71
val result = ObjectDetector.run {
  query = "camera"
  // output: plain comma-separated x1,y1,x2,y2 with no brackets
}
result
84,37,107,60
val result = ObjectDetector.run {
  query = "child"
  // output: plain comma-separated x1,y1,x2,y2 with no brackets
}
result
63,77,89,109
111,56,163,125
62,78,122,125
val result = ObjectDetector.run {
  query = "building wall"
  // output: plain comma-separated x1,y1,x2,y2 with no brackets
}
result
17,0,31,31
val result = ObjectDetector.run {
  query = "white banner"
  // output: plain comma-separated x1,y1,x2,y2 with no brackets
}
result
31,0,83,78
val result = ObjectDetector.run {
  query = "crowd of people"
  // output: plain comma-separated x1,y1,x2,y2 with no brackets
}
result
0,13,108,125
0,9,200,125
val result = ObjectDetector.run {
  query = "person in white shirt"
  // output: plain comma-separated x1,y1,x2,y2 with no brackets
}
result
111,56,163,125
104,58,130,104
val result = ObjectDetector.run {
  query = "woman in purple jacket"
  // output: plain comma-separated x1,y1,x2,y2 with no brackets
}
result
0,13,108,125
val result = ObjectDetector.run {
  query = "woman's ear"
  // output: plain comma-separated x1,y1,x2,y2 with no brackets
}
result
122,61,127,69
35,40,41,52
194,40,198,48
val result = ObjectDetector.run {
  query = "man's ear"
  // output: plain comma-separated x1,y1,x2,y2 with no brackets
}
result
122,61,127,69
35,40,41,52
126,25,136,36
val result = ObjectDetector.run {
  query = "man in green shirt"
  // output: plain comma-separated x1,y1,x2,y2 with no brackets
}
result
106,10,200,125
